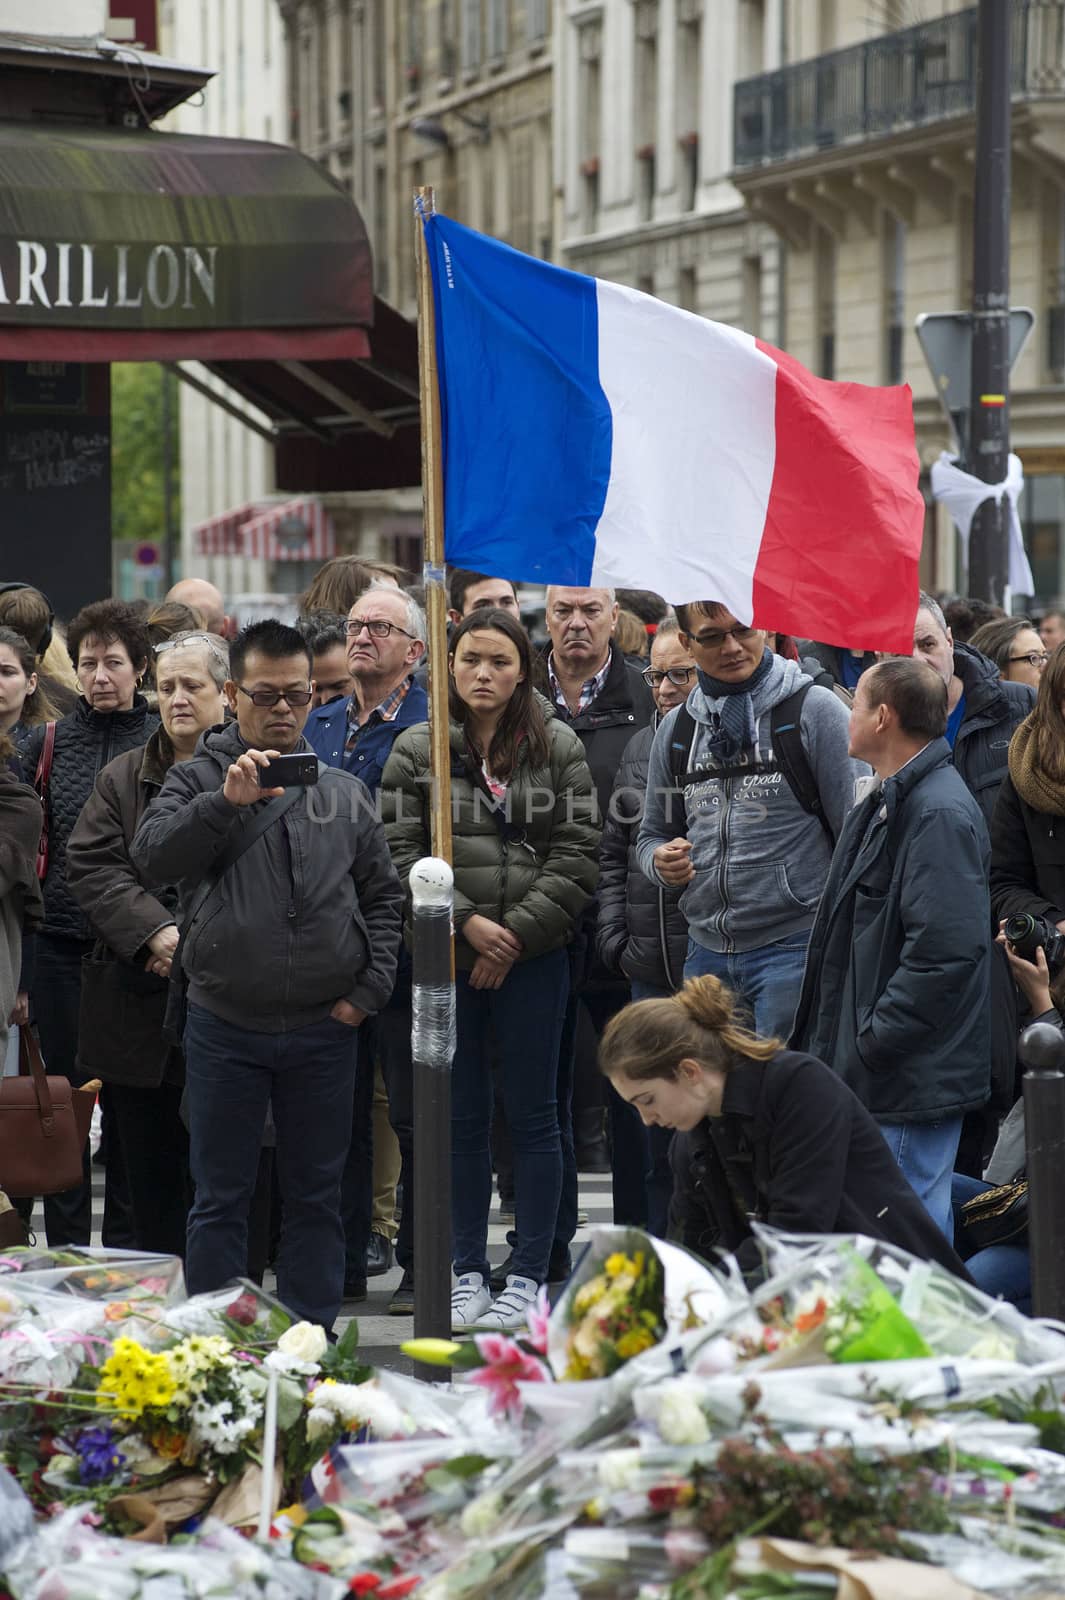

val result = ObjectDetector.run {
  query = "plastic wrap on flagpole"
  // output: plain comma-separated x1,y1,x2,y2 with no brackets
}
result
410,858,456,1068
930,450,1034,596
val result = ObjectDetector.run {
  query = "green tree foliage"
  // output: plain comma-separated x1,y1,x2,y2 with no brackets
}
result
110,362,180,547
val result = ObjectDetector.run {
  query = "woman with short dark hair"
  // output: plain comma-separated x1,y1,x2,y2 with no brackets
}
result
17,599,157,1247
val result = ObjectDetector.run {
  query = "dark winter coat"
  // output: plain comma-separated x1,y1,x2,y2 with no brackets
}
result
670,1051,970,1282
380,697,600,969
18,696,158,943
952,642,1034,829
791,739,992,1121
989,771,1065,928
131,720,403,1032
797,641,877,689
551,644,655,822
596,719,688,990
66,729,180,1087
0,767,43,1050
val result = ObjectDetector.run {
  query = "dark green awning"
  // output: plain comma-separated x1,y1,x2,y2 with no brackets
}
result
0,121,373,359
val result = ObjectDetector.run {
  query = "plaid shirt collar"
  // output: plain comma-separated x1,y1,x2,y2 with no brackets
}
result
345,675,413,752
548,650,611,717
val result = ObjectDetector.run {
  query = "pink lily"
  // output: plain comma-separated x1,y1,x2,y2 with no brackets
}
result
526,1284,551,1355
469,1332,549,1419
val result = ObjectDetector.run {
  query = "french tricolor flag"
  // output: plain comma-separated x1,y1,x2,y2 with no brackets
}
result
423,214,925,654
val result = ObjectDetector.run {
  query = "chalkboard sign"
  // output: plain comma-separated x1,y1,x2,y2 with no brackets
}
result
0,362,111,621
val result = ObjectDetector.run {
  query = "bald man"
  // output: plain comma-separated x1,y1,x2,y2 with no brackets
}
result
165,577,231,638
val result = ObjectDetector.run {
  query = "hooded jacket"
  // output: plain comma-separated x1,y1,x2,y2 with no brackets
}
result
131,720,403,1032
951,641,1034,828
635,655,862,954
791,739,991,1121
380,696,599,969
18,696,159,942
596,717,688,990
670,1052,970,1283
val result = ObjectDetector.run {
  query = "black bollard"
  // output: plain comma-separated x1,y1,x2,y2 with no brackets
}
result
1019,1021,1065,1321
410,858,455,1380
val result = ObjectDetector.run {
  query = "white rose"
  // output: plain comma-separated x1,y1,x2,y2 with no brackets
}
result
598,1448,643,1491
645,1381,710,1446
276,1321,328,1363
459,1491,503,1538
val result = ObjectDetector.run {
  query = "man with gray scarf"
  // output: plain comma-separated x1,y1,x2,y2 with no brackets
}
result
637,601,864,1039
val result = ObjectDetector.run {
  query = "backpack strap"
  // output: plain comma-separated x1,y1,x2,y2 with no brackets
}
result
665,704,698,835
769,683,835,845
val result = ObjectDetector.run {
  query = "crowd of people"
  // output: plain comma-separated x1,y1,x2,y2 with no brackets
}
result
0,559,1057,1333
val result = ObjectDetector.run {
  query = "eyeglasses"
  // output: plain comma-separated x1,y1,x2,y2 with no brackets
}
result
236,685,314,708
642,666,697,688
1009,651,1049,669
687,625,758,650
345,617,416,641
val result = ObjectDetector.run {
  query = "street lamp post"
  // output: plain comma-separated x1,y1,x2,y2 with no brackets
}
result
967,0,1012,605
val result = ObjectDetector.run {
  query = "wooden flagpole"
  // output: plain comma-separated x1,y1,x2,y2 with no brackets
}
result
413,185,453,866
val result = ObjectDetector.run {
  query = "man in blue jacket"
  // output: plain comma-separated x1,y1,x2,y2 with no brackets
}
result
305,582,427,1309
791,657,991,1239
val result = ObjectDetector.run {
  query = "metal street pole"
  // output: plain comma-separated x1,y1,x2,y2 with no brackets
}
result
161,363,175,591
1019,1021,1065,1320
967,0,1012,605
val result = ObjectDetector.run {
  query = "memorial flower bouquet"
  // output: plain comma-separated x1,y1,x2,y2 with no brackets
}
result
560,1246,666,1380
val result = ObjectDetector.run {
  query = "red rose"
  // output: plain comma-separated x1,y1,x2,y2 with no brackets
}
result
349,1578,382,1595
226,1292,259,1326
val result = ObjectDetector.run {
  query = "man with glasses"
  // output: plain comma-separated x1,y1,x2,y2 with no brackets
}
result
304,582,428,1313
597,618,695,1229
132,619,403,1334
637,601,861,1040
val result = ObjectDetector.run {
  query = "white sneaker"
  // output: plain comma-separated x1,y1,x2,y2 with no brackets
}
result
476,1274,539,1331
451,1272,491,1330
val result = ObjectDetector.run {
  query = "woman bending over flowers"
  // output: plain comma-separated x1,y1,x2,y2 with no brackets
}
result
599,975,970,1283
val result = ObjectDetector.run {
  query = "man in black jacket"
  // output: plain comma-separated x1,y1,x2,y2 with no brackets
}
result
792,658,991,1239
133,621,403,1331
912,590,1033,827
597,619,692,1231
545,586,654,1262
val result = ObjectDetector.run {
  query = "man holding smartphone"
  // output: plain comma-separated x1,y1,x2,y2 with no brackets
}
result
133,619,403,1332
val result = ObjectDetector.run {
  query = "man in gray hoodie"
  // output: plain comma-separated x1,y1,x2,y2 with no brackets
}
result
636,601,863,1039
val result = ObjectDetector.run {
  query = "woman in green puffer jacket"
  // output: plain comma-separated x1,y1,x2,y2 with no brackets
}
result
380,608,599,1332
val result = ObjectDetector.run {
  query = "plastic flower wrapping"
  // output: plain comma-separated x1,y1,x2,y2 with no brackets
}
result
4,1230,1065,1598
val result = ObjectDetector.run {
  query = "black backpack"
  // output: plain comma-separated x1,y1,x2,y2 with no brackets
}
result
667,682,835,846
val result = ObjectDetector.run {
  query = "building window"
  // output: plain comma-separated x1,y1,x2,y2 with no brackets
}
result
578,21,602,233
738,0,765,80
638,273,655,296
676,5,700,212
1045,190,1065,383
371,0,387,110
527,0,548,43
487,0,508,60
374,163,390,299
883,214,906,385
816,226,837,380
405,0,422,93
678,266,697,313
742,254,762,336
439,0,456,80
461,0,482,73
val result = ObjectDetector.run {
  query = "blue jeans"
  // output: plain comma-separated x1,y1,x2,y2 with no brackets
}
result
682,931,811,1040
877,1115,963,1242
453,949,569,1283
951,1173,1031,1313
184,1004,359,1329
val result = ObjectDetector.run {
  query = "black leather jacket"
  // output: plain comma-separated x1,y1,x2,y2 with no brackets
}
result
18,696,158,942
596,719,688,990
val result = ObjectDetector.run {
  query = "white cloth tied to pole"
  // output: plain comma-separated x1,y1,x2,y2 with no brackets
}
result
930,450,1034,596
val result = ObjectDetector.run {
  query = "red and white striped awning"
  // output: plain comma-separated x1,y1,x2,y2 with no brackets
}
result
241,498,336,562
192,502,268,557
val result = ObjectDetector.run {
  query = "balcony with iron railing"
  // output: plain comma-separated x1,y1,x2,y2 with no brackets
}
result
734,1,1065,173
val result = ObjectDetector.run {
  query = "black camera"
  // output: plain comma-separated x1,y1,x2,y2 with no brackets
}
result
1004,912,1065,977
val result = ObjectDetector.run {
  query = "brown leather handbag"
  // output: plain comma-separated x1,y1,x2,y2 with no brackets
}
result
0,1028,99,1199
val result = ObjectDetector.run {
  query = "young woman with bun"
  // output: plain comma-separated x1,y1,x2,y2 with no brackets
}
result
600,975,969,1282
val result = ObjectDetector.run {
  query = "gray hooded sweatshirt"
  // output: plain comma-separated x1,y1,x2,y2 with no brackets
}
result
636,655,865,954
